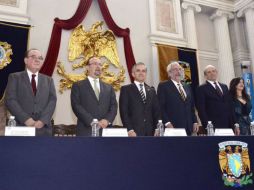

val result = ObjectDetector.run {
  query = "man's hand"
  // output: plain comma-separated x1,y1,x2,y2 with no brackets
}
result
24,118,36,126
98,119,109,128
34,120,44,129
234,125,240,136
166,122,174,128
128,130,137,137
193,123,199,133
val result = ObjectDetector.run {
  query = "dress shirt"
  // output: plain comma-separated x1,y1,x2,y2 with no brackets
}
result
134,81,146,98
27,69,38,87
171,79,187,97
207,80,223,93
88,76,100,92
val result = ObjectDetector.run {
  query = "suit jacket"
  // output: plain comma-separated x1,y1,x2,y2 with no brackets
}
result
157,80,197,135
196,81,233,129
5,71,57,136
119,83,160,136
71,79,117,136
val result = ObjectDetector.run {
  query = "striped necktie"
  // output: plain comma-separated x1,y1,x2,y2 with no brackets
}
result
139,83,146,104
177,83,186,101
214,82,223,96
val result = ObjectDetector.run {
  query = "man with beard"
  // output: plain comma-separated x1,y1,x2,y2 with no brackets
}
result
71,56,117,136
157,61,198,135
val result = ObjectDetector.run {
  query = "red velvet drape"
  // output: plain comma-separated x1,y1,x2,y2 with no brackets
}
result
40,0,135,82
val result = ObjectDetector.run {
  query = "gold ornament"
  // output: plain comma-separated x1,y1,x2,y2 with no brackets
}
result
0,41,13,70
57,21,125,93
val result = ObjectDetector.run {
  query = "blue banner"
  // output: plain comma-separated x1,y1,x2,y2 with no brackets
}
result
242,73,254,120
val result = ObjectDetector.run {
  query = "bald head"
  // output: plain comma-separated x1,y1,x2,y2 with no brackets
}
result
203,65,218,81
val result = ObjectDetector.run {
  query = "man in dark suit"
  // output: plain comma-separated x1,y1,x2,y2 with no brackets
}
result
119,62,160,136
71,56,117,136
196,65,233,129
157,61,198,135
5,48,56,136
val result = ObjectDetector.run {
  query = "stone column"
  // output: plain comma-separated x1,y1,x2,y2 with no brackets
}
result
210,10,235,85
237,3,254,75
181,2,201,49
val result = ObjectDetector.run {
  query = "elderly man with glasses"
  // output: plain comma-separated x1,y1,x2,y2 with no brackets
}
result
5,48,57,136
157,61,198,136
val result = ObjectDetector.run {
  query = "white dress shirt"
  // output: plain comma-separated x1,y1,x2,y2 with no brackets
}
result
27,69,38,87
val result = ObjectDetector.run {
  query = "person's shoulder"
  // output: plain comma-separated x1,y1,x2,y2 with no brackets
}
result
120,83,133,91
158,80,170,87
9,71,24,77
198,82,208,89
39,73,53,80
73,79,88,86
145,83,155,91
219,82,227,87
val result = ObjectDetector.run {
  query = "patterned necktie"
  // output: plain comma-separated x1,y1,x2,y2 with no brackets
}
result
214,82,223,96
93,79,100,100
177,83,186,101
31,74,37,96
139,83,146,104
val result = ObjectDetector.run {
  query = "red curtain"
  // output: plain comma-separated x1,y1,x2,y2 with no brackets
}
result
40,0,135,82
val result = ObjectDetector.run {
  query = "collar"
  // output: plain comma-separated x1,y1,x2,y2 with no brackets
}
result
171,79,182,86
26,69,38,77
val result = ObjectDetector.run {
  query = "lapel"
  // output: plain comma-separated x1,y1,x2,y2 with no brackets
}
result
144,84,152,104
21,71,34,96
36,73,43,98
131,83,144,104
84,79,99,102
168,80,186,102
206,81,223,98
98,80,105,103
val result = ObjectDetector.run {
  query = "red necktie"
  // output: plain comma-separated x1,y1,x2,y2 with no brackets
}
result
31,74,37,95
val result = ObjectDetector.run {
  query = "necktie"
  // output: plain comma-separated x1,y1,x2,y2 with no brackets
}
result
139,84,146,104
31,74,37,95
93,79,100,100
177,83,186,101
214,82,223,96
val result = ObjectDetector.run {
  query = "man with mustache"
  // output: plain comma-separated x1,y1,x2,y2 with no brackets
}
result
71,56,117,136
157,61,198,135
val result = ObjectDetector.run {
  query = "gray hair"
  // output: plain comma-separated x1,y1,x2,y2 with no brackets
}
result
132,62,147,73
203,65,216,76
166,61,180,77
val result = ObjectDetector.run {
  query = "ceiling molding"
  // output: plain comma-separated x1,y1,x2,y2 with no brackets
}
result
182,0,234,12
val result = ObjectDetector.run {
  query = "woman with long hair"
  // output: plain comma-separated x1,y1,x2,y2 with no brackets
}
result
229,77,252,135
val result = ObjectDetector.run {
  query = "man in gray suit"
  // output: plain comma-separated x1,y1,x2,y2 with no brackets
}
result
71,56,117,136
5,48,57,136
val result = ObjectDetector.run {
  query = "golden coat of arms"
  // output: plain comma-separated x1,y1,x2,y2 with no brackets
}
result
0,41,12,70
57,21,125,93
218,141,253,187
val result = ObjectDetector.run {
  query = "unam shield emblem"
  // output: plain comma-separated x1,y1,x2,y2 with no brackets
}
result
218,141,253,187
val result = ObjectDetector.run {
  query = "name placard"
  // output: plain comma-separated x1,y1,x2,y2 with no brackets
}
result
164,128,187,136
102,128,128,137
214,128,234,136
5,126,36,136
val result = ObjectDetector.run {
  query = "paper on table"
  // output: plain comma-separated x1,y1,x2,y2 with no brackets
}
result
5,126,36,136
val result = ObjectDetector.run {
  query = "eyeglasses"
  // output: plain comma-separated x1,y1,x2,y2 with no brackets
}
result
27,55,44,61
88,62,103,66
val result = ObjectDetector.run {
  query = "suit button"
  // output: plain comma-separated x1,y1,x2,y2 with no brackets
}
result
144,119,146,122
